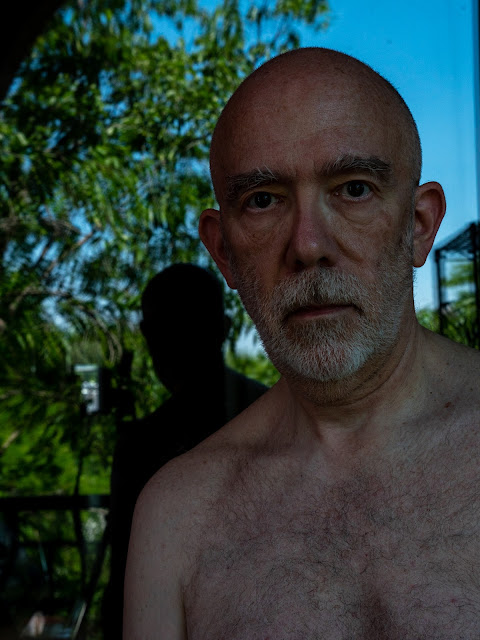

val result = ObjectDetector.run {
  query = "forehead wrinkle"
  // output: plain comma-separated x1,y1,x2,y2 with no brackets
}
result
318,154,394,184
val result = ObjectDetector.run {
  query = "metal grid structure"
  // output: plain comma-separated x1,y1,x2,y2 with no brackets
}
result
435,222,480,348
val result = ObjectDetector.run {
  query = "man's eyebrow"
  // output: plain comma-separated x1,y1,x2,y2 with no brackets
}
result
320,155,393,183
225,167,283,203
223,155,393,203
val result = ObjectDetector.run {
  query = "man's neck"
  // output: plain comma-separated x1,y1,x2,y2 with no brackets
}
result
276,317,432,459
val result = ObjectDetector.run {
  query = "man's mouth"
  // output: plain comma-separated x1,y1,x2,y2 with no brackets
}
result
286,303,357,321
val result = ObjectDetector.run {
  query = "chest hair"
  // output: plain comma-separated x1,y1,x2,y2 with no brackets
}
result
184,434,480,639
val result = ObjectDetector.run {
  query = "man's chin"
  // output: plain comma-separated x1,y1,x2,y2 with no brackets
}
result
262,336,372,385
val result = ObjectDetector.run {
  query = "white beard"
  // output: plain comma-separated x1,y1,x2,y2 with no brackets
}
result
228,230,413,384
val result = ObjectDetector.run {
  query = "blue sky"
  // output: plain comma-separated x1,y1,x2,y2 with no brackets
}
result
288,0,478,310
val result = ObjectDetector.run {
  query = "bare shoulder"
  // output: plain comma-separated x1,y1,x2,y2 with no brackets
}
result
426,329,480,374
123,436,239,639
133,435,237,531
129,385,276,520
122,458,191,638
123,386,286,637
424,328,480,413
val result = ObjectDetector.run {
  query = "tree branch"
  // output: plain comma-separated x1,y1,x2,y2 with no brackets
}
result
42,228,96,281
8,288,72,315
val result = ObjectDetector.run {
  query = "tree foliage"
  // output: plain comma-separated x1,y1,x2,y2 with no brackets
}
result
0,0,329,496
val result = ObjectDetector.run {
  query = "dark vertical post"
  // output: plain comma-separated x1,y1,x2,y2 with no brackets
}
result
435,247,445,335
470,222,480,347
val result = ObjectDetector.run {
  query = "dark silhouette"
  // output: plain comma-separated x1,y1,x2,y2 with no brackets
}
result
0,1,66,102
103,264,267,638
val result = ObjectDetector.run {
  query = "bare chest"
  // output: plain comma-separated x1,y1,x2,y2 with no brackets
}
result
184,458,480,640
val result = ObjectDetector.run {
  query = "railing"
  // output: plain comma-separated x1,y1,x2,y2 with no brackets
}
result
0,494,110,639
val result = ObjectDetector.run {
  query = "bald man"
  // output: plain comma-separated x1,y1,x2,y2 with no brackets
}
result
124,48,480,638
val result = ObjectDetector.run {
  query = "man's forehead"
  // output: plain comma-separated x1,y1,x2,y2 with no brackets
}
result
213,51,392,139
221,70,372,134
212,104,401,200
210,49,420,200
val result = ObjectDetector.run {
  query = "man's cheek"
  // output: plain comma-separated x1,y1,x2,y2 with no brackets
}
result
227,215,289,257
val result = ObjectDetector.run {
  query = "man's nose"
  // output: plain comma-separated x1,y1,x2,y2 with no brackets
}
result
285,197,339,272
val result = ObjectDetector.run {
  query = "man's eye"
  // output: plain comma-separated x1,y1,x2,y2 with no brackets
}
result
342,181,371,198
246,192,278,209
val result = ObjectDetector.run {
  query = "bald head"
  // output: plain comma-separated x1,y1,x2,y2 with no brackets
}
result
210,48,421,205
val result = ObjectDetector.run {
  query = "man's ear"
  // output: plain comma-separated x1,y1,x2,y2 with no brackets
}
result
199,208,237,289
412,181,446,267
